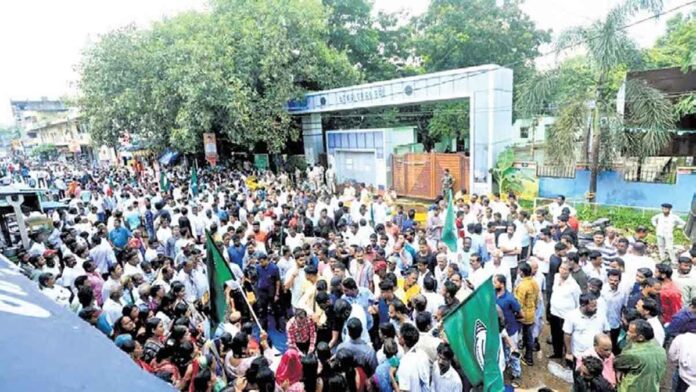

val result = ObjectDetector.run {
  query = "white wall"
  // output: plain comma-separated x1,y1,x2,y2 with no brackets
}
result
511,116,555,145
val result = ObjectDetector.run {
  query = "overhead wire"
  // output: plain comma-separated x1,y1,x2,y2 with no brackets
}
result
306,0,696,119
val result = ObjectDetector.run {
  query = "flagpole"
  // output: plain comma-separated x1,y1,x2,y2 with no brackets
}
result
236,272,265,334
207,231,266,334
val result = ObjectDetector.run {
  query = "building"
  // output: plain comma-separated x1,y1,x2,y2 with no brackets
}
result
10,98,68,133
620,67,696,157
24,114,94,160
325,127,417,189
512,116,555,146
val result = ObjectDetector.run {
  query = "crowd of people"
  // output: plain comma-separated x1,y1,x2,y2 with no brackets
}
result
8,157,696,392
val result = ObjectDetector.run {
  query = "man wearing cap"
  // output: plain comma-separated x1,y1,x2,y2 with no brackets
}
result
652,203,686,263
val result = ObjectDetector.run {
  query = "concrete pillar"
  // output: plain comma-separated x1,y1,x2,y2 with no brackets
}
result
301,113,323,165
6,195,29,249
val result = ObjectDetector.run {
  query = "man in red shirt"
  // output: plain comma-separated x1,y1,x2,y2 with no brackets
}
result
655,263,682,323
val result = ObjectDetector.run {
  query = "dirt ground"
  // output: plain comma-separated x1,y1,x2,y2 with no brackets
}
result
515,324,573,391
515,324,677,392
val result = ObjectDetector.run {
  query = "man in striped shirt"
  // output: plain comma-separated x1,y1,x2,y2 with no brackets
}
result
585,230,617,266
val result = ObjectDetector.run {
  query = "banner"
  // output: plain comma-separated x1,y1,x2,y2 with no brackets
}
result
442,279,505,391
203,133,218,165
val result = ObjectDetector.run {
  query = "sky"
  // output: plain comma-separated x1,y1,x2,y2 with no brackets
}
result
0,0,693,126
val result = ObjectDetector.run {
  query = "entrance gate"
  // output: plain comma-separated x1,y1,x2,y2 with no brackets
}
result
287,64,513,194
392,152,470,199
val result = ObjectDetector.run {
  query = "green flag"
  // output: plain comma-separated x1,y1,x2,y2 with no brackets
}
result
190,166,199,197
159,171,169,192
204,231,235,328
443,279,504,391
441,189,457,252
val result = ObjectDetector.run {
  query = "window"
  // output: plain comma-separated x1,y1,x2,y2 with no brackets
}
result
520,126,529,139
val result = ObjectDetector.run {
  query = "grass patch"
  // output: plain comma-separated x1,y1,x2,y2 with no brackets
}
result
531,201,691,246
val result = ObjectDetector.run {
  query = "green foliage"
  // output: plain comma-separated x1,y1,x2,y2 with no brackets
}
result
78,0,359,153
675,93,696,117
285,155,308,173
643,12,696,70
415,0,550,81
0,126,21,141
30,144,58,159
323,0,414,82
575,203,690,245
546,99,587,166
491,147,530,194
618,79,675,159
515,57,595,120
427,101,469,140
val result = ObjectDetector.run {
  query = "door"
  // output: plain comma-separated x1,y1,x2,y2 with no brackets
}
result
335,150,376,186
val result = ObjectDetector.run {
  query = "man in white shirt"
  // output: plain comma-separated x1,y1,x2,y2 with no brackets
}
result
484,250,512,291
174,259,205,303
430,342,463,392
156,219,173,245
103,286,124,326
284,253,307,309
668,331,696,389
468,254,489,289
563,293,610,363
284,226,304,252
533,228,556,275
651,203,686,263
497,224,521,282
57,255,85,290
549,195,576,221
622,242,656,279
397,323,431,392
372,195,388,226
489,193,509,219
583,251,608,282
549,262,581,358
638,297,665,346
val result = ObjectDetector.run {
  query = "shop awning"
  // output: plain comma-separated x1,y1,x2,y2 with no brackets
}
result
158,149,181,166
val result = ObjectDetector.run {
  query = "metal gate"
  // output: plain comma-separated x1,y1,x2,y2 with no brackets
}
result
392,152,470,200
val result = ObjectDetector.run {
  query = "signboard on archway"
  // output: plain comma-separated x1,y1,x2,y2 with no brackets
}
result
288,64,513,194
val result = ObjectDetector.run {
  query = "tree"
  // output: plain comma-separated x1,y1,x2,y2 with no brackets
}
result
78,0,359,154
427,101,469,142
0,126,21,141
643,11,696,70
323,0,416,82
30,144,58,160
415,0,550,80
518,0,673,201
491,147,530,194
413,0,549,146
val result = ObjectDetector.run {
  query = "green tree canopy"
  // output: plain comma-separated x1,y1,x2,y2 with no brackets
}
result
415,0,550,80
79,0,359,153
643,11,696,70
323,0,416,81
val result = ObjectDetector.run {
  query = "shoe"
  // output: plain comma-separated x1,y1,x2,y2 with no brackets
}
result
534,341,541,352
521,358,534,366
548,354,562,360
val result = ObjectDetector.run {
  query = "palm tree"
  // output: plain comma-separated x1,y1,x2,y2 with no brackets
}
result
518,0,675,202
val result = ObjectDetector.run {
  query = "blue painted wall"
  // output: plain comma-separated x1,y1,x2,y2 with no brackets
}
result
539,169,696,212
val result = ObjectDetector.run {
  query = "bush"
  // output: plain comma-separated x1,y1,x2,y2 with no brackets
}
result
574,203,690,245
